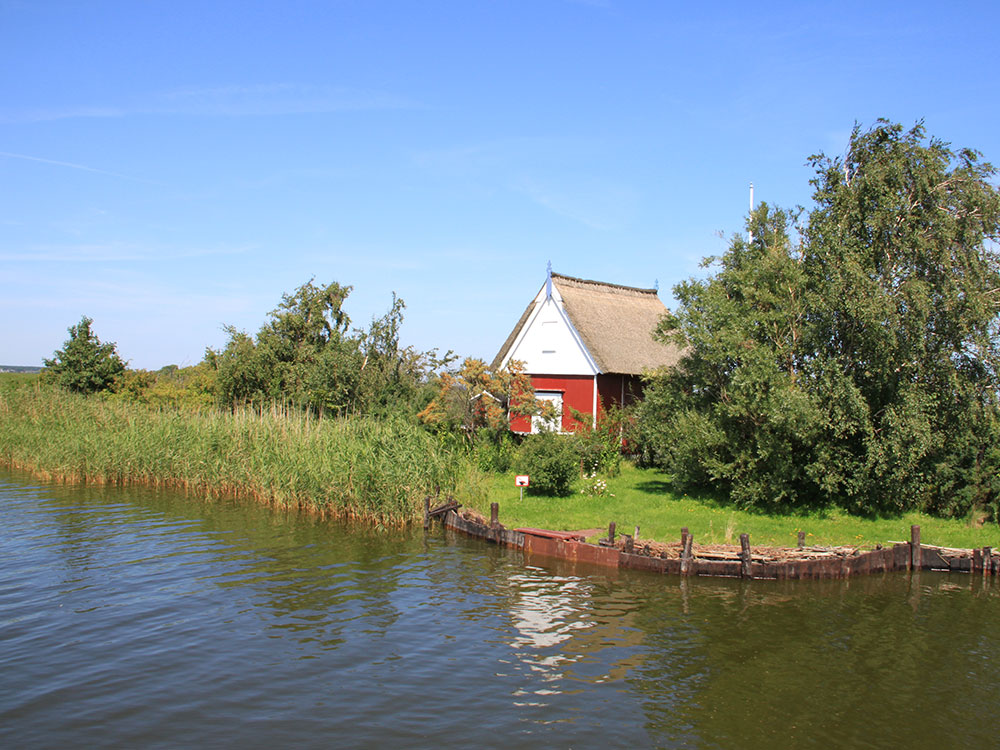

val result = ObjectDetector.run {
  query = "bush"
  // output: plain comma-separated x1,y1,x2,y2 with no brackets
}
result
517,431,578,497
44,316,125,394
472,430,519,473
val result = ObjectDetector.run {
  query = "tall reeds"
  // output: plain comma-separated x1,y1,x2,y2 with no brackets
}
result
0,382,466,523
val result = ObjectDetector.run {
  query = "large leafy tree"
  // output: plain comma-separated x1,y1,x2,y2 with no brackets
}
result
210,278,434,417
44,316,126,394
641,121,1000,518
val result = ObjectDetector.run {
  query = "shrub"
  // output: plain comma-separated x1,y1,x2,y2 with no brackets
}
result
517,431,578,497
472,430,519,473
569,404,632,477
43,316,125,394
580,470,614,497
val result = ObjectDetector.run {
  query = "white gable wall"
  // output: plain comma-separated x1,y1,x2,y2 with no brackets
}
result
501,290,597,376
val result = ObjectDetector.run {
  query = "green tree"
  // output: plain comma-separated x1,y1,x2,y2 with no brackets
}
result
211,279,360,412
44,316,126,394
209,278,436,417
641,121,1000,519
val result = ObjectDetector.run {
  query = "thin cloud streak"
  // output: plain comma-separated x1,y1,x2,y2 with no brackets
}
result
0,151,158,183
0,83,417,123
0,242,252,263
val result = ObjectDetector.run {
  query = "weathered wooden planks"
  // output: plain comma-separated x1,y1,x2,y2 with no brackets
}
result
437,504,998,581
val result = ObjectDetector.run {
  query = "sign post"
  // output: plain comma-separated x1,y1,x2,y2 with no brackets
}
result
515,475,530,501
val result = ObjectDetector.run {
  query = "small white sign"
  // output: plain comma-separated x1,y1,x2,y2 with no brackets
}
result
515,475,530,487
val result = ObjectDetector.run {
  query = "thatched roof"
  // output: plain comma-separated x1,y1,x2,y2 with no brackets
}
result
492,272,684,375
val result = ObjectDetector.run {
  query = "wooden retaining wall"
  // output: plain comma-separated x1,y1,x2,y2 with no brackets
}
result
438,505,999,581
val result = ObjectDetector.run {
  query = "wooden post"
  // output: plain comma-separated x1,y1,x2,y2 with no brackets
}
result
740,533,753,579
490,502,499,528
973,547,983,574
680,532,694,576
624,534,634,554
608,521,616,545
985,548,993,577
797,531,806,549
423,496,431,529
910,525,922,570
681,526,689,549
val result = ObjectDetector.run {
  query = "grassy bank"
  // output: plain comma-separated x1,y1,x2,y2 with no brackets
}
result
0,379,463,523
5,376,999,548
474,464,1000,550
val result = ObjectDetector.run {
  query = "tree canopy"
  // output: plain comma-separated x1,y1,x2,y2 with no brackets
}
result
417,357,545,436
44,316,126,394
640,121,1000,519
209,278,439,417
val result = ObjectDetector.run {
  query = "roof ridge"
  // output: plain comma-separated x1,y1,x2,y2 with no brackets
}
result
550,272,658,296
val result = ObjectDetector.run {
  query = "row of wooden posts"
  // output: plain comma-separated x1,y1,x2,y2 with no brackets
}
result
425,496,998,579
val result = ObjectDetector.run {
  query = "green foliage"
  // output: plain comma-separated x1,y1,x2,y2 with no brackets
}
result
43,316,126,394
471,429,519,473
517,431,578,497
579,472,613,497
0,380,467,523
641,121,1000,519
417,357,542,437
109,363,217,410
209,278,437,417
568,404,628,477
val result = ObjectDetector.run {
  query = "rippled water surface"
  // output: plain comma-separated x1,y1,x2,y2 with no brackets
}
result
2,470,999,749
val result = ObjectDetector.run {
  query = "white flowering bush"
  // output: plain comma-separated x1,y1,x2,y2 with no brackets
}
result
580,471,614,497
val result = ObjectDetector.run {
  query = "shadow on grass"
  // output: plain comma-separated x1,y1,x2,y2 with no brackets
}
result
634,480,673,495
632,477,838,519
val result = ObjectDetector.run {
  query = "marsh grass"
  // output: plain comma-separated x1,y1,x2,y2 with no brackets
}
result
478,463,1000,550
6,376,1000,547
0,380,463,523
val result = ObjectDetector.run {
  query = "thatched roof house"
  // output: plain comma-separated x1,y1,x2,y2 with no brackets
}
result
492,269,682,432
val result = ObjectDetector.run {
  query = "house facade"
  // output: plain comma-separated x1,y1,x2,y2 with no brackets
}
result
491,268,683,433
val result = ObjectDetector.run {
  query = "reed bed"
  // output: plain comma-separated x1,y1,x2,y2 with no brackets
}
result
0,382,465,524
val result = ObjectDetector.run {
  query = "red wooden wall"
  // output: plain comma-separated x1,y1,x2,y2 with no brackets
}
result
510,373,646,433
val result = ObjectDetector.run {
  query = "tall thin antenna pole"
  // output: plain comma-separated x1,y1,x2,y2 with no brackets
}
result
748,182,755,244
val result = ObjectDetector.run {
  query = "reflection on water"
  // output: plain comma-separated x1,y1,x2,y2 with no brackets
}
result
2,469,999,749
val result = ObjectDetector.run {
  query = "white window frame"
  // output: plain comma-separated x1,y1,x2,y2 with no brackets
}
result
531,391,563,433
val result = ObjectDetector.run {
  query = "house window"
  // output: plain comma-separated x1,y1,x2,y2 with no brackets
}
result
531,391,563,433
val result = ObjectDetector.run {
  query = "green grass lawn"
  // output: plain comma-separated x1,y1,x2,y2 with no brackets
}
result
474,463,1000,550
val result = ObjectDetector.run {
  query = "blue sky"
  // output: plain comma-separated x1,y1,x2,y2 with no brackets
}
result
3,0,999,369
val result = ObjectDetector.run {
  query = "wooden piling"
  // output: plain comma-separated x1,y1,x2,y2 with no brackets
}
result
740,533,752,579
490,502,499,528
797,531,806,549
681,526,689,549
910,525,922,570
973,547,983,574
680,532,694,576
423,496,430,530
608,521,616,544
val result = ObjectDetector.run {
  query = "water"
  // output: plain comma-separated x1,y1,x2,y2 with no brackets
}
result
2,470,999,749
